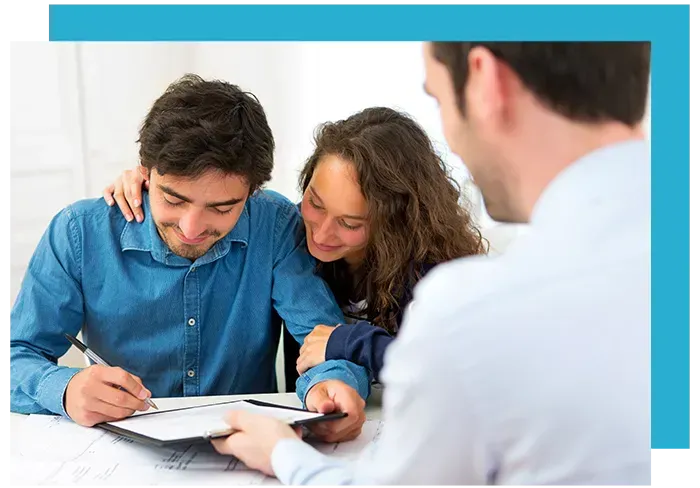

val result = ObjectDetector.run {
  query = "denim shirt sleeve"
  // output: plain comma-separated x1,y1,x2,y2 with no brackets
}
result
325,321,394,383
269,204,370,404
10,207,85,415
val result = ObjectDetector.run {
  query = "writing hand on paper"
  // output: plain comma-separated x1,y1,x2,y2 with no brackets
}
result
211,411,301,477
65,365,152,427
102,165,149,223
305,379,366,443
296,324,338,375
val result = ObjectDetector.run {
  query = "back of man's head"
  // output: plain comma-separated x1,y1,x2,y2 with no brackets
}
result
137,74,275,195
431,42,650,127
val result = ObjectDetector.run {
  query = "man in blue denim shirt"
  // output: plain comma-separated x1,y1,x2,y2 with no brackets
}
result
10,75,369,441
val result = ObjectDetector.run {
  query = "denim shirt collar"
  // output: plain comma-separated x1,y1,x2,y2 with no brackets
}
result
120,192,250,267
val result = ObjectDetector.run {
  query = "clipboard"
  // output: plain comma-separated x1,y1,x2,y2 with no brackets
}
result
96,399,347,447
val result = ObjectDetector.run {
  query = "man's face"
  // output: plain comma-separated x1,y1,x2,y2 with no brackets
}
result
422,43,516,223
148,169,250,260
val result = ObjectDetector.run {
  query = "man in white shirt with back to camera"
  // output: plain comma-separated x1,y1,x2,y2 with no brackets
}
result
211,41,651,485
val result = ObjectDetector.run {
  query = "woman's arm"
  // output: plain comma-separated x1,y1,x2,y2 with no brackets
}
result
325,322,394,382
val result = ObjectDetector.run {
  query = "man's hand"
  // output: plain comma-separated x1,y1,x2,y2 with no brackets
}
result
211,411,301,477
305,379,366,443
296,325,338,375
64,365,152,426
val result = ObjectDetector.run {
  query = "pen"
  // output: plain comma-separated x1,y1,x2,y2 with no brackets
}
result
204,427,235,439
64,333,158,410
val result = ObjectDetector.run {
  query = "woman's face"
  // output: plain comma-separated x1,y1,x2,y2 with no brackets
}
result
300,155,369,265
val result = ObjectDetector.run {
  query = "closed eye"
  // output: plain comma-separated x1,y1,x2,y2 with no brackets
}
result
164,197,184,207
339,219,362,231
309,197,323,210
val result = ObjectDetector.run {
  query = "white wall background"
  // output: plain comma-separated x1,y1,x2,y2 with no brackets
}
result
11,41,652,307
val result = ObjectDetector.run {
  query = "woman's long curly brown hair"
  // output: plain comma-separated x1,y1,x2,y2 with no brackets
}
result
300,107,487,332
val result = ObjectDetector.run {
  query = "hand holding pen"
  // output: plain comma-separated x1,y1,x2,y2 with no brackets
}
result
63,334,158,427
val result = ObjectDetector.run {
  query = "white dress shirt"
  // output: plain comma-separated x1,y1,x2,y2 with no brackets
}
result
272,140,651,484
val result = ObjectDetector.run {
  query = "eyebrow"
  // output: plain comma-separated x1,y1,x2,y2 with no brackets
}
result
158,184,243,207
309,185,367,221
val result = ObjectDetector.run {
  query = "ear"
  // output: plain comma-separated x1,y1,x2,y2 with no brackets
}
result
465,46,507,127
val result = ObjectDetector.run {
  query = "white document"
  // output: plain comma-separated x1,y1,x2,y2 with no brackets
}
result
12,412,384,486
106,400,324,442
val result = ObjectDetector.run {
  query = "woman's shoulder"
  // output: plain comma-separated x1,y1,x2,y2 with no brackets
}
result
393,261,440,322
405,261,439,290
417,261,439,277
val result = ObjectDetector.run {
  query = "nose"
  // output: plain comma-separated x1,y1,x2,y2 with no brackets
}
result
313,216,335,243
178,209,207,239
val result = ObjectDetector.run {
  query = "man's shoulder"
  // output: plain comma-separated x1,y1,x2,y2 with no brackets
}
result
57,197,129,235
247,190,301,222
413,254,508,313
396,249,537,349
65,197,112,217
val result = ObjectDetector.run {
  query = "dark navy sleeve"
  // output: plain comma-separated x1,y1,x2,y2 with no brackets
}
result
325,321,394,382
321,263,439,383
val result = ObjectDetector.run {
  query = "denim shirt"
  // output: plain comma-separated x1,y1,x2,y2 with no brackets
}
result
10,190,370,416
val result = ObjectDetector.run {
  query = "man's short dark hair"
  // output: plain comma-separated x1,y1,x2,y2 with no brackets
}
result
138,74,274,194
431,42,650,126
